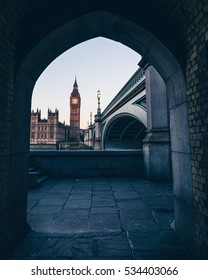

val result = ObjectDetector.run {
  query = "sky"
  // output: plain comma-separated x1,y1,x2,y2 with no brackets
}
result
32,37,141,128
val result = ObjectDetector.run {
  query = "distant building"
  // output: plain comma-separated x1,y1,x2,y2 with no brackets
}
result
30,109,67,145
30,78,83,149
69,77,81,141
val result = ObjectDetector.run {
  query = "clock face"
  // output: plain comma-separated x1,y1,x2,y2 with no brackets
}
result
72,98,78,104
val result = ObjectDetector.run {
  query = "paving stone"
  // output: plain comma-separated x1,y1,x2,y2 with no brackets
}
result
53,217,88,233
58,209,90,218
39,179,58,187
74,184,93,190
28,205,62,215
121,215,160,231
127,233,161,250
93,190,113,195
93,179,109,184
98,236,133,258
73,187,93,191
88,214,121,232
71,189,92,195
151,208,174,229
110,179,132,185
37,185,54,192
120,210,152,222
38,198,67,206
141,188,172,195
75,180,92,188
52,210,90,232
93,185,112,191
27,192,47,199
112,185,135,192
49,186,73,193
43,192,69,199
73,186,93,191
68,194,91,200
28,214,56,232
91,207,118,214
127,230,155,239
140,194,173,209
117,200,147,211
92,195,116,207
114,191,139,200
128,229,187,256
38,238,94,259
64,199,91,209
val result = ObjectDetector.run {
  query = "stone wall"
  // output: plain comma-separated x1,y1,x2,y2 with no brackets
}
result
30,151,144,178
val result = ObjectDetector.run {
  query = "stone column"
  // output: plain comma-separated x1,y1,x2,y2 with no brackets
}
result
141,60,172,181
94,114,102,150
88,124,93,148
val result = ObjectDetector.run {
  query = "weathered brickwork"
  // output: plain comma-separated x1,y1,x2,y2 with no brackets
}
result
0,10,15,259
0,0,29,258
0,0,207,258
184,1,208,258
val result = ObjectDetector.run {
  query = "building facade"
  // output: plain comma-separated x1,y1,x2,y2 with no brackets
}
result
30,109,67,145
30,78,82,147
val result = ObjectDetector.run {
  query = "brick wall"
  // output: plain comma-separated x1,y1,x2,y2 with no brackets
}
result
0,2,15,259
185,1,208,258
0,0,29,258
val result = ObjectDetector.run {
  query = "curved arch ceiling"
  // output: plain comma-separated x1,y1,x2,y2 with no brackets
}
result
104,116,146,150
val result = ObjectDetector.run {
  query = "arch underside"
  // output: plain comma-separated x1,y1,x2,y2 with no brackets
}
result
104,115,146,150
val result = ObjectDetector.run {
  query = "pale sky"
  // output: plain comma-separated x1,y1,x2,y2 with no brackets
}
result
32,37,141,128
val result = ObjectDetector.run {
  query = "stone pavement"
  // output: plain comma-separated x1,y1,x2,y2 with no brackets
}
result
10,177,190,260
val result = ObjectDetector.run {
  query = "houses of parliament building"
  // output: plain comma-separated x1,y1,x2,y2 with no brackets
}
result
30,78,82,149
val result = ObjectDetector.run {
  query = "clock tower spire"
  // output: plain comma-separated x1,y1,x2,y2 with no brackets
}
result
70,77,81,140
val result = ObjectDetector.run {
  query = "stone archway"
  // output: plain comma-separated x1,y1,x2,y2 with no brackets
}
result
12,11,195,253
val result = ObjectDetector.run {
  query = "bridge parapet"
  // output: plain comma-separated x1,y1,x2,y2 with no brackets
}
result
85,65,146,150
102,67,145,119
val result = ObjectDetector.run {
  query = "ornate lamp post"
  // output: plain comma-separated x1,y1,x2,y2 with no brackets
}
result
86,112,93,148
94,89,102,150
97,89,101,115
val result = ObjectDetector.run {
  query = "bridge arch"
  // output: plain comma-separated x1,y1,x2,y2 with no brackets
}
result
103,113,146,150
12,11,195,253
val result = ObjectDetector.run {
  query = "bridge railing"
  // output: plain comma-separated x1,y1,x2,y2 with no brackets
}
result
102,67,145,118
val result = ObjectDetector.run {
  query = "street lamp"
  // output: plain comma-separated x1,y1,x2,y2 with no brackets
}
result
97,89,101,100
97,89,101,114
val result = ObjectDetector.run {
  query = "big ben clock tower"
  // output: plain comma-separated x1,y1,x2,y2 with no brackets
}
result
70,77,81,141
